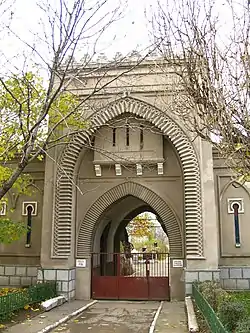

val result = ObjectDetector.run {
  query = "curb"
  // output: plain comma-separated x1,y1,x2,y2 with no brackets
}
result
41,296,67,311
148,301,164,333
36,300,97,333
185,296,199,333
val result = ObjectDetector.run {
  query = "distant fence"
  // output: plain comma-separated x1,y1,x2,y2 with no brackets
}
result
0,282,57,321
192,283,228,333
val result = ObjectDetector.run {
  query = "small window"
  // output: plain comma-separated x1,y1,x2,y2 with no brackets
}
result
140,125,144,150
112,128,116,147
26,205,33,248
126,125,130,146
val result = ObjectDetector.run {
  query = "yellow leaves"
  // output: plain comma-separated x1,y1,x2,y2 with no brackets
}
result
0,324,6,329
31,308,39,312
0,287,24,296
127,213,154,238
235,143,243,151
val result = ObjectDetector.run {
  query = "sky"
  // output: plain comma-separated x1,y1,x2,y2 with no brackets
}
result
0,0,155,74
0,0,247,76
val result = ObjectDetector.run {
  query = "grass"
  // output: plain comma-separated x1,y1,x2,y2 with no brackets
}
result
230,291,250,314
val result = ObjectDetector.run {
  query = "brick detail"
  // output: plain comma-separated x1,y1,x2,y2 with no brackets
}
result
37,268,76,300
184,269,220,295
0,265,39,288
220,267,250,291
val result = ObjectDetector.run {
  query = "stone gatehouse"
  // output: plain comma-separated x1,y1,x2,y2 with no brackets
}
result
0,61,250,300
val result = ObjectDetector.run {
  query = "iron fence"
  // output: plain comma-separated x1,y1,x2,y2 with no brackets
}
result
192,283,228,333
0,282,57,321
92,252,169,277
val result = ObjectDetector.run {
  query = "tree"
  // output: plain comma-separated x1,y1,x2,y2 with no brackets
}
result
0,0,154,201
0,0,156,243
152,0,250,180
126,212,154,238
0,218,27,243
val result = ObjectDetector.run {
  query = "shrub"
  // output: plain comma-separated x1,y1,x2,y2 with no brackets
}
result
236,318,250,333
198,280,229,312
218,299,248,332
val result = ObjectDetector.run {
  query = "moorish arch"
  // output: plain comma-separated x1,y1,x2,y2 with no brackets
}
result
77,182,183,258
52,97,202,258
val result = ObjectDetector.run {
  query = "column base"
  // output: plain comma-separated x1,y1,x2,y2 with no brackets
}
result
37,268,76,300
184,269,220,294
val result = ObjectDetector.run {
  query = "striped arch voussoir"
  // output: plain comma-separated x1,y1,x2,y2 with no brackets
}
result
53,97,203,258
77,182,183,258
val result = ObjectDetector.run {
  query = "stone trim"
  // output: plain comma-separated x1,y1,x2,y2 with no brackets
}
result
53,97,203,258
37,268,76,300
77,182,183,257
220,266,250,290
0,265,38,287
184,269,220,295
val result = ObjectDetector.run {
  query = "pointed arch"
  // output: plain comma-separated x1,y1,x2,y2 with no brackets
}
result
52,97,202,258
220,180,250,201
77,182,183,258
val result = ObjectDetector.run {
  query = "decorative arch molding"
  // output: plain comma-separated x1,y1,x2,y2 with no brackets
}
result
77,182,183,258
52,97,203,258
220,180,250,201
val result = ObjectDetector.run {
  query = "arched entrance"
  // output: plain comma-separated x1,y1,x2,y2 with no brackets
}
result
76,183,185,300
53,97,202,260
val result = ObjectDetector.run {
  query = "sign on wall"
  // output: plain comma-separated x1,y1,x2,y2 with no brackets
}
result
76,259,87,268
172,259,183,268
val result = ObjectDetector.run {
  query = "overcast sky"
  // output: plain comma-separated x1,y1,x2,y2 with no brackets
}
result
0,0,154,70
0,0,247,75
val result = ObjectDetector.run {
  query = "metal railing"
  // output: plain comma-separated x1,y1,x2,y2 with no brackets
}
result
0,282,57,321
192,283,228,333
92,252,169,277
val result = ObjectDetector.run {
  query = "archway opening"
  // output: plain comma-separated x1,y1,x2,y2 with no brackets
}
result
92,201,171,300
97,203,170,279
75,182,185,300
125,211,169,256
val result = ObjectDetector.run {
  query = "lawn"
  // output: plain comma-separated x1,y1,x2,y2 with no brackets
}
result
230,291,250,314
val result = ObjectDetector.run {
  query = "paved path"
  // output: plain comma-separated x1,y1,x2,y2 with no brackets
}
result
4,300,188,333
155,301,188,333
50,301,159,333
4,300,90,333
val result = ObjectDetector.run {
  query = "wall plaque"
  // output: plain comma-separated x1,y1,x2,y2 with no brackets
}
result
173,259,183,268
76,259,87,268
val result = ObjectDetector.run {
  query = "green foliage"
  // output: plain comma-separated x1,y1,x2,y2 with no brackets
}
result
197,282,250,332
0,72,81,159
0,167,32,195
218,299,248,332
132,236,168,253
192,283,228,333
236,318,250,333
0,218,27,243
0,72,82,196
198,280,229,312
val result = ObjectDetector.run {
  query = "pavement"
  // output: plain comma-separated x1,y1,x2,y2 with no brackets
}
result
154,301,188,333
4,300,90,333
4,300,188,333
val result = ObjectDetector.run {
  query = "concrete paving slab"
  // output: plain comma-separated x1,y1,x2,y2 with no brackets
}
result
154,301,188,333
50,301,159,333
